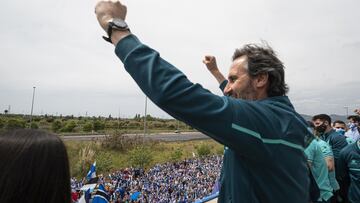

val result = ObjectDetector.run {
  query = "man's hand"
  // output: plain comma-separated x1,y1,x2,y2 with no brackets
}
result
203,55,219,72
95,1,130,45
95,0,127,31
202,55,226,85
355,108,360,115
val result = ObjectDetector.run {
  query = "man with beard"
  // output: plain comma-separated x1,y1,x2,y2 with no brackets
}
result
312,114,348,202
312,115,348,166
203,56,332,202
95,1,309,202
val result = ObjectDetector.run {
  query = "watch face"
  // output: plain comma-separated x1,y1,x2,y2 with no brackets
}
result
113,19,128,29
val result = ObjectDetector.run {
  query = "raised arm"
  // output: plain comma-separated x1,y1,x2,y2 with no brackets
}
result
94,1,274,160
202,55,226,85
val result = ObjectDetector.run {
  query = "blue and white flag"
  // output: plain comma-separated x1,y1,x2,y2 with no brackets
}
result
130,191,141,201
86,161,96,181
92,184,110,203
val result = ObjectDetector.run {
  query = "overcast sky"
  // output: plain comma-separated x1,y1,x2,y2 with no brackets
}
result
0,0,359,118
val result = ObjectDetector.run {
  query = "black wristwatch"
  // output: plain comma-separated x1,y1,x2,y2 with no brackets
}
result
103,18,130,43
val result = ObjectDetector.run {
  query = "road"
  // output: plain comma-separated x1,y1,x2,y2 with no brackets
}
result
60,132,211,142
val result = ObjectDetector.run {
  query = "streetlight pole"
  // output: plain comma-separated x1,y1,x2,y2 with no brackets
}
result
176,119,180,133
144,96,148,135
344,106,349,118
118,107,121,130
30,86,36,128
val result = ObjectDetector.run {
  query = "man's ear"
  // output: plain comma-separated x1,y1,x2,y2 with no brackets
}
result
254,73,269,88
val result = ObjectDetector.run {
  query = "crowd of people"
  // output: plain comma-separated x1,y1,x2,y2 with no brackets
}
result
305,113,360,203
72,112,360,203
71,155,222,203
1,113,359,203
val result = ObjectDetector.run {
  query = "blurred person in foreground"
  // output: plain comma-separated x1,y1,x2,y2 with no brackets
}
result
94,1,310,202
0,129,71,203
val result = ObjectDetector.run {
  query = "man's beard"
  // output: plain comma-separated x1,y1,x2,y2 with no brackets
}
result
232,80,256,100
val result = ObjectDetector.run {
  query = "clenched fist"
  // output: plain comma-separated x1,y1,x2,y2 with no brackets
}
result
95,0,127,31
202,55,226,85
355,108,360,115
203,55,219,72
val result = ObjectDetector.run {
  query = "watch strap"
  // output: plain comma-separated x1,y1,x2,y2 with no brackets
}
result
103,21,129,43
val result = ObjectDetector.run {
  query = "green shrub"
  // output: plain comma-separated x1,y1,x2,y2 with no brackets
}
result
30,122,39,129
196,143,211,157
33,117,41,122
52,120,62,132
96,151,113,173
83,122,93,132
61,121,77,132
45,117,54,123
6,119,26,129
169,148,183,162
126,120,141,128
167,124,176,130
101,133,143,151
0,118,5,128
93,120,105,131
128,145,153,168
149,121,165,129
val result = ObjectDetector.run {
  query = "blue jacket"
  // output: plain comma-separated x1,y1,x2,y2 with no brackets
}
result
115,34,309,203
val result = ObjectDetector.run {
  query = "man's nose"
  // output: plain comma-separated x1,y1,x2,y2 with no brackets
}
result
224,85,232,96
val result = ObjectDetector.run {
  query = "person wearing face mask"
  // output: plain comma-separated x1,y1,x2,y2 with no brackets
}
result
333,120,354,145
345,116,360,143
333,120,347,136
308,121,340,203
312,114,349,203
312,114,348,163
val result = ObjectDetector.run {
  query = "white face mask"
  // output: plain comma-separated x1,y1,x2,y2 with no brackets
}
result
348,123,357,130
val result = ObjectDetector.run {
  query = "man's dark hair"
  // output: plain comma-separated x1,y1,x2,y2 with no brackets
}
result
347,115,360,122
333,120,346,126
312,114,331,124
0,129,71,203
232,43,288,97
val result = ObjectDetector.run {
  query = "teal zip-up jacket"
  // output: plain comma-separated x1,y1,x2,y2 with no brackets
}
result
115,34,309,203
